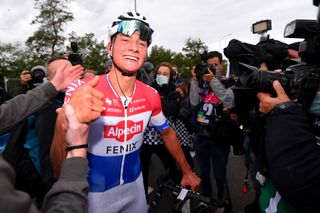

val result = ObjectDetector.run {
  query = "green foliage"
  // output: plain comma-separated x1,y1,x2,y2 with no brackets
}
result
1,0,209,83
182,37,207,64
0,43,44,78
67,33,109,74
148,45,175,66
26,0,74,58
148,37,207,80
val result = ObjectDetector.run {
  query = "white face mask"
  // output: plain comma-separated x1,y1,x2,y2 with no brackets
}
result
156,75,169,86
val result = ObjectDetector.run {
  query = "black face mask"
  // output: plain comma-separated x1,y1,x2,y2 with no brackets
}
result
156,83,170,97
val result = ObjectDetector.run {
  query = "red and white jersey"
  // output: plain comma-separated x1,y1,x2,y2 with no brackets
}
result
65,74,169,193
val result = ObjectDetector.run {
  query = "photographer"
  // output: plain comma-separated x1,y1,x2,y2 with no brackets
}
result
190,51,234,110
12,65,47,97
189,51,236,200
256,80,320,212
222,4,320,210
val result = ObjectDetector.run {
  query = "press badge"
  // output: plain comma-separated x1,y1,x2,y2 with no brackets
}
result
197,111,209,124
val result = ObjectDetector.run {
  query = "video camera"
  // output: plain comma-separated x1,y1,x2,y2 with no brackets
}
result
224,15,320,113
194,46,216,81
68,41,83,66
68,32,83,66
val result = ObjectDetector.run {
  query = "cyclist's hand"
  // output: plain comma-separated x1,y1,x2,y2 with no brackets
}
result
69,76,104,123
181,171,201,191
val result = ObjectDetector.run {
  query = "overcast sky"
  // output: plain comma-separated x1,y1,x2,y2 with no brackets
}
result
0,0,318,54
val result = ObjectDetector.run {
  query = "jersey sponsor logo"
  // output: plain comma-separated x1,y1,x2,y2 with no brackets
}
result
112,99,121,106
64,79,86,103
131,98,146,104
129,105,146,113
106,108,122,113
104,120,143,142
105,98,112,105
106,141,138,154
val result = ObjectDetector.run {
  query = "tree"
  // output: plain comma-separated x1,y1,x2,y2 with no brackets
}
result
26,0,74,59
0,43,43,78
148,45,176,67
66,33,109,74
171,52,194,79
182,37,207,65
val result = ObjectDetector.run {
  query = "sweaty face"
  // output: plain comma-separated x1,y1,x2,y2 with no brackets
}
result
111,32,148,74
47,59,72,81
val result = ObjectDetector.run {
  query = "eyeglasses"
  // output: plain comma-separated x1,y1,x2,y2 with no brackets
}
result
116,20,153,43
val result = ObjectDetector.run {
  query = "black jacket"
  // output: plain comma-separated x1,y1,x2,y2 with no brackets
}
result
264,104,320,212
0,156,88,213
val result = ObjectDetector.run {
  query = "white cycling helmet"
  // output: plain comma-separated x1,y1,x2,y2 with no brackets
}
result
109,11,153,45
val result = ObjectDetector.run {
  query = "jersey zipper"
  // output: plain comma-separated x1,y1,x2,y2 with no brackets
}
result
119,102,128,185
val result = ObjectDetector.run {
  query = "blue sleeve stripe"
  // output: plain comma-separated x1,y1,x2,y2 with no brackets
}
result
154,119,169,132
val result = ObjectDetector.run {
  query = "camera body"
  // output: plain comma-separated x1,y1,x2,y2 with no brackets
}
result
194,63,216,80
236,62,319,110
224,18,320,114
195,47,216,80
68,41,83,66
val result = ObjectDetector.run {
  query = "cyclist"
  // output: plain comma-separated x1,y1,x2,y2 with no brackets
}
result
51,11,200,213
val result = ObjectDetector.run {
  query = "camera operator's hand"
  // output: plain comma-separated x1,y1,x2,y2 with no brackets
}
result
51,64,84,91
201,68,215,83
69,76,104,123
20,70,32,85
257,80,290,113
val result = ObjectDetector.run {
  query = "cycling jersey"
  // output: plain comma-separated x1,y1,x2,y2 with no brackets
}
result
65,74,169,212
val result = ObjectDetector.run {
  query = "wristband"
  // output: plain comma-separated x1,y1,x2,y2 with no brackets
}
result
65,144,88,152
270,101,295,114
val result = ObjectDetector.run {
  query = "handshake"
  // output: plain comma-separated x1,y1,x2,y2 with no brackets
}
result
51,76,104,175
67,76,104,123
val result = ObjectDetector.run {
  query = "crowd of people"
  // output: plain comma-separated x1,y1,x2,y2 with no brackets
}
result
1,6,320,213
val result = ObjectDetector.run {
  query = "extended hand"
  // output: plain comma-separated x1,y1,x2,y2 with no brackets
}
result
64,104,89,146
51,64,84,91
64,104,89,158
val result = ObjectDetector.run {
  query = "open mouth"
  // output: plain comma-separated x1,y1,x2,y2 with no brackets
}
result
124,56,139,61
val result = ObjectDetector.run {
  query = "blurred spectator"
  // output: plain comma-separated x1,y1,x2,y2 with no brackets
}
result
171,64,182,83
1,58,83,205
0,76,104,212
82,69,97,79
137,62,155,85
104,59,113,74
0,72,11,105
12,65,47,97
140,62,184,199
173,81,195,167
141,65,197,204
